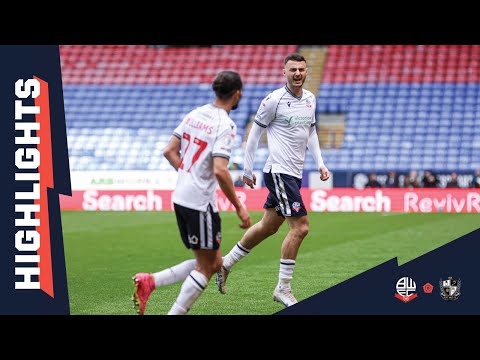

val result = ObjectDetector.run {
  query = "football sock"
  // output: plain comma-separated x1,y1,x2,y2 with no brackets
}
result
153,259,196,288
168,270,208,315
168,302,187,315
277,259,295,291
222,242,250,271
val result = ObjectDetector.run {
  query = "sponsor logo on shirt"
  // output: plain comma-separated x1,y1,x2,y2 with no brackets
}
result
286,116,312,126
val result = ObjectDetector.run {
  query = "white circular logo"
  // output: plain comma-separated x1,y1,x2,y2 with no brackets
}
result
396,277,416,297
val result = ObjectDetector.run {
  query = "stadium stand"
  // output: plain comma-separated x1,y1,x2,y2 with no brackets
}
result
313,45,480,173
61,45,297,171
61,45,480,174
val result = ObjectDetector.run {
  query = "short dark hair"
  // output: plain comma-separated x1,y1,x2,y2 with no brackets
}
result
212,70,243,100
284,53,307,66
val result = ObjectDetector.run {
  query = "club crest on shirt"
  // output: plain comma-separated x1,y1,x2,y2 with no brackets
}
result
292,202,301,212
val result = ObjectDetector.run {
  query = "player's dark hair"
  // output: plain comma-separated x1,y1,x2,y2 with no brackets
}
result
212,71,243,100
284,53,307,65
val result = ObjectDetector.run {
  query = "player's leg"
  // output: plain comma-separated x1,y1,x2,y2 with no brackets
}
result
132,259,196,315
168,204,222,315
221,171,285,269
217,173,286,294
131,203,198,315
270,173,309,307
151,259,197,288
240,207,285,250
150,204,198,286
216,208,284,294
281,214,309,260
168,249,222,315
272,214,309,305
222,207,284,269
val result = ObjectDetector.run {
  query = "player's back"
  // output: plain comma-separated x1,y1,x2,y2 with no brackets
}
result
172,103,237,212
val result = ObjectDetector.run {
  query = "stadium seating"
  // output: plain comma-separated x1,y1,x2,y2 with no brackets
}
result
61,45,480,173
61,45,296,171
314,45,480,172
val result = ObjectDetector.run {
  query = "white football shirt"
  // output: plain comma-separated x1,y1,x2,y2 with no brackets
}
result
171,103,237,212
254,85,317,178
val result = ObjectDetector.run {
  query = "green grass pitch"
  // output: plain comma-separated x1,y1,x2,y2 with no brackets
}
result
61,211,479,315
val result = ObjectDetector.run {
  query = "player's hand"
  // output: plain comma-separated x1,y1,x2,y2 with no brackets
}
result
243,174,256,189
320,166,330,181
236,203,252,229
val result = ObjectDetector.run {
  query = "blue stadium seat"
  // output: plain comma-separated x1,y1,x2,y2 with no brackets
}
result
63,75,480,173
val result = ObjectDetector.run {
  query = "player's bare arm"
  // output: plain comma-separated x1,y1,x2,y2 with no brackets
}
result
214,157,252,229
163,136,181,171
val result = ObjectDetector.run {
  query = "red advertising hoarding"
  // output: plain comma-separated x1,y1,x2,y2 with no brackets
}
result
60,188,480,213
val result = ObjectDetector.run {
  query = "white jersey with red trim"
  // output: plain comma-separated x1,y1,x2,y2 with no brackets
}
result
253,85,317,179
171,103,237,212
